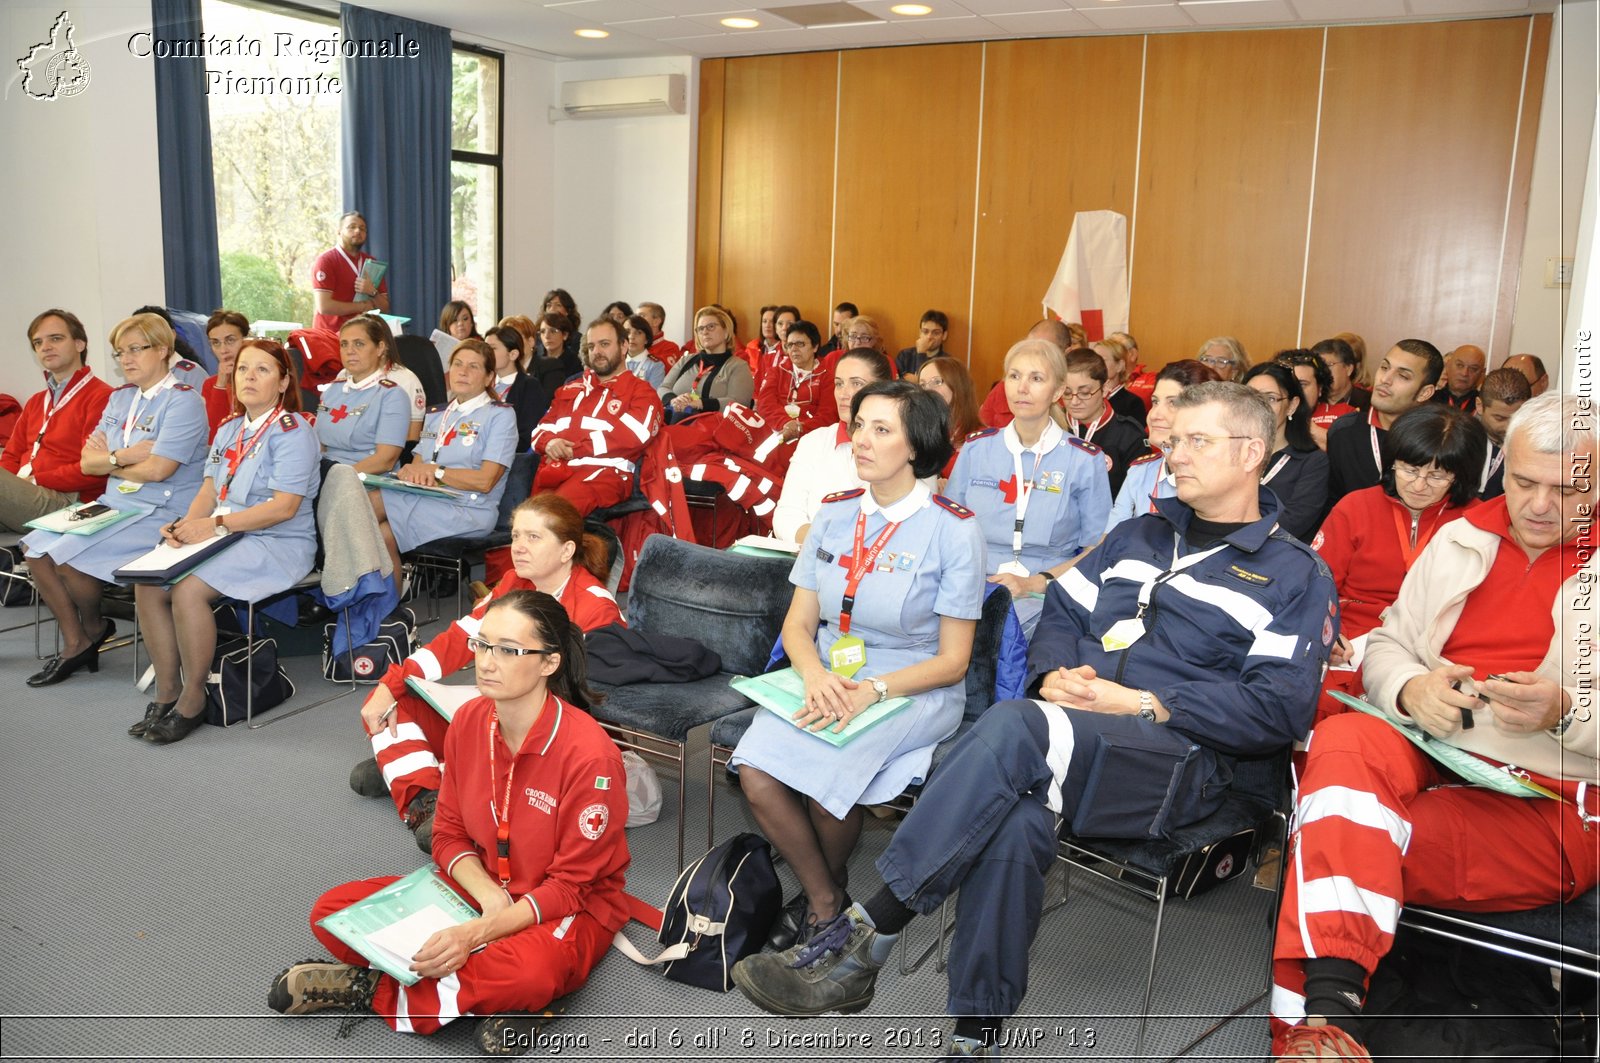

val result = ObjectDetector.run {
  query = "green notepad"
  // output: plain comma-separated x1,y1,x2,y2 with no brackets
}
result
1330,691,1563,801
358,472,472,499
731,667,913,747
25,502,142,536
315,866,479,986
405,676,480,724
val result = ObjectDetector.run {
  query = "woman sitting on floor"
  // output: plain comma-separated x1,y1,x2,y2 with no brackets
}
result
366,340,516,594
944,338,1111,636
731,381,984,949
351,493,624,849
272,590,629,1055
132,340,320,744
24,312,209,690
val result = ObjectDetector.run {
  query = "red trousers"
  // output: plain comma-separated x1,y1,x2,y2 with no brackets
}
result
310,876,613,1034
1270,712,1598,1036
370,690,450,819
532,465,632,517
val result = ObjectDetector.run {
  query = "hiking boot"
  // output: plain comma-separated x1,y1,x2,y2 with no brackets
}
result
267,959,379,1015
942,1035,1000,1058
731,905,893,1017
1273,1017,1372,1061
475,999,567,1056
406,789,438,853
349,757,388,797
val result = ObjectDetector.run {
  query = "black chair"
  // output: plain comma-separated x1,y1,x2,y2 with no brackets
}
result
582,518,625,594
586,535,794,870
1052,748,1292,1057
409,450,538,619
392,335,448,407
704,586,1016,972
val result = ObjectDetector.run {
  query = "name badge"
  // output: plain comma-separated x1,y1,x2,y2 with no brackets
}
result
1100,617,1146,653
829,635,867,678
212,506,233,517
997,560,1030,578
116,481,143,494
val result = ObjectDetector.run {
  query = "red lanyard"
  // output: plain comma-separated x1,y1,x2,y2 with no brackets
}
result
1147,462,1169,514
1391,502,1446,568
21,370,93,474
839,512,901,635
217,407,279,503
487,694,559,889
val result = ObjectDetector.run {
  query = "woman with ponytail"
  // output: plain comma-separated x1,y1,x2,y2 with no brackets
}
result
275,591,631,1055
348,493,623,851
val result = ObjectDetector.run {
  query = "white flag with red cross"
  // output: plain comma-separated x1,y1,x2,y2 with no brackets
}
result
1042,210,1129,343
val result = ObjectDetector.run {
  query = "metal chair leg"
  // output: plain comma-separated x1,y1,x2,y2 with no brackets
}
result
1134,878,1169,1057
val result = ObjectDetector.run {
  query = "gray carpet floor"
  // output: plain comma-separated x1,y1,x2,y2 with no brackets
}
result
0,599,1273,1061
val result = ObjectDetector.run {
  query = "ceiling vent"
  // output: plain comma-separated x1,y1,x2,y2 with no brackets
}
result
763,2,884,28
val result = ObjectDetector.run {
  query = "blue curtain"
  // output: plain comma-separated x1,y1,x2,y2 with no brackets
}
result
339,4,452,336
151,0,222,314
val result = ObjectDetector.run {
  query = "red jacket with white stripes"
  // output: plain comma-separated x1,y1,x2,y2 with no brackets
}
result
529,369,662,472
379,568,624,702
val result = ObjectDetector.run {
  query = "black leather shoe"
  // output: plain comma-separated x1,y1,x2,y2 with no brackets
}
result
767,892,811,952
129,701,176,738
144,707,206,745
26,619,116,687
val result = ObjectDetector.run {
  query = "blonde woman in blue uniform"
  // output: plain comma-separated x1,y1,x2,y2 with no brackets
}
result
368,340,517,589
24,313,209,689
317,316,411,474
132,340,322,745
944,338,1111,636
732,380,985,950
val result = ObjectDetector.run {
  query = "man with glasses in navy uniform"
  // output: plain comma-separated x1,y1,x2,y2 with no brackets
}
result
734,381,1336,1059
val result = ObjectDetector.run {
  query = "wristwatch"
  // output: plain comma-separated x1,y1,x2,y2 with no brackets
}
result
1136,690,1157,723
433,465,446,485
107,449,120,468
213,514,229,537
869,677,889,704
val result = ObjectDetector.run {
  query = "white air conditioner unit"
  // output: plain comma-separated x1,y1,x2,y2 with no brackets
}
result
557,74,686,120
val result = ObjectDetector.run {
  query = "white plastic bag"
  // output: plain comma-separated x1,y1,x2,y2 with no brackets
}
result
622,750,662,827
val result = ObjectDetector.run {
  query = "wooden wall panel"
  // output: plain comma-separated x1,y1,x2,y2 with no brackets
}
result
1133,28,1322,367
1493,14,1549,361
1303,18,1537,364
693,58,725,321
716,52,839,346
832,44,983,357
970,37,1143,390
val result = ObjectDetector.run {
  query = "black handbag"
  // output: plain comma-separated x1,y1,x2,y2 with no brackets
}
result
611,832,782,992
204,636,296,725
0,546,36,607
321,608,416,684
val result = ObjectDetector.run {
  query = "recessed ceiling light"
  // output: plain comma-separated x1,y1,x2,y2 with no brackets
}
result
574,27,609,37
890,3,932,13
721,16,760,27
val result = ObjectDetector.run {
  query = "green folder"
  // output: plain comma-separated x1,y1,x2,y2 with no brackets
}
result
358,472,472,500
315,866,480,986
25,502,142,536
731,667,913,748
405,676,480,724
1329,691,1563,801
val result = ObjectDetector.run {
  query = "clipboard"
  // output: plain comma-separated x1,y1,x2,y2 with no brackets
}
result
358,472,474,500
404,676,481,724
112,534,242,585
729,534,801,559
1329,691,1564,801
731,667,913,748
315,866,479,986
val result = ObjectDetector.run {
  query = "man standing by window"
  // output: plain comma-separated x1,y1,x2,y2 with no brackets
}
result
311,211,389,333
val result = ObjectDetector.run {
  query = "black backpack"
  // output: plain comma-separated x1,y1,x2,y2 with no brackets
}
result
612,832,781,992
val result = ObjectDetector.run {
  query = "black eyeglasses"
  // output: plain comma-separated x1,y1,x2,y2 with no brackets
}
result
466,636,557,660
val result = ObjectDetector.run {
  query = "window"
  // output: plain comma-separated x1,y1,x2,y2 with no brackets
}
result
204,0,341,328
451,46,503,327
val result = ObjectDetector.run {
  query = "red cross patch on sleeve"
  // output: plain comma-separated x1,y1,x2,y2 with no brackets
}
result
579,803,609,840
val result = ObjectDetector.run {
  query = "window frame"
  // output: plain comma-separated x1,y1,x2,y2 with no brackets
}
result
450,40,505,327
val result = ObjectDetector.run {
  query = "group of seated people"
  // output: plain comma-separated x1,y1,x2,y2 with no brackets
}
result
2,295,1590,1062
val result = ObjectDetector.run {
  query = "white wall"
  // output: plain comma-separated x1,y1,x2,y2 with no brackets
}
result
1507,0,1596,373
500,49,559,322
547,56,696,343
1,0,165,401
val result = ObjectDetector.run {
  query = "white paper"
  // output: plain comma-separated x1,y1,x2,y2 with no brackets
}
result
363,903,458,970
405,676,480,723
1328,632,1369,673
731,534,800,555
116,536,224,575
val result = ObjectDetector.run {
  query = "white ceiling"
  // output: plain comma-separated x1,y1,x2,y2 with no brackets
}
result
369,0,1553,61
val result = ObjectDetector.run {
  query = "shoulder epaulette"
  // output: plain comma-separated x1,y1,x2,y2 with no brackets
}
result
1065,435,1103,456
932,494,974,519
218,412,241,426
427,402,450,414
172,383,194,392
112,382,136,392
821,488,865,504
1130,451,1163,466
278,413,299,431
491,400,512,409
175,359,197,371
965,427,1000,443
377,378,398,388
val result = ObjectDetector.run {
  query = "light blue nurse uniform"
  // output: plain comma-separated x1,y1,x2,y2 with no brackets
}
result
625,354,666,390
22,378,208,581
183,410,321,601
1106,451,1175,534
730,482,986,818
380,396,517,553
316,376,410,468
